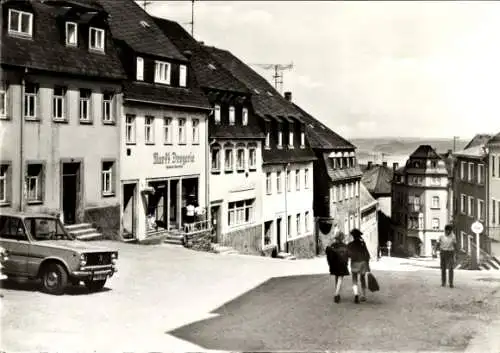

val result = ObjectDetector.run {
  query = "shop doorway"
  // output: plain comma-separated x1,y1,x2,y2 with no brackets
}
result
122,183,137,239
211,205,221,243
276,218,282,252
61,162,80,225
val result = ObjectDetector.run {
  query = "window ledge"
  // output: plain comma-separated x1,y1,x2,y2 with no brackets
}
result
0,202,11,207
102,192,115,198
430,207,441,210
192,142,200,145
249,167,257,171
211,170,221,175
0,115,11,121
27,200,43,205
8,32,33,40
225,170,234,174
25,117,40,122
126,142,137,145
89,48,105,54
178,142,187,146
164,142,173,146
53,118,68,124
79,119,93,125
145,142,156,146
103,120,116,126
264,146,271,150
237,168,245,173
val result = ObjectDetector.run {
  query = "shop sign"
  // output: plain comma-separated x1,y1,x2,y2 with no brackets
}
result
153,152,195,169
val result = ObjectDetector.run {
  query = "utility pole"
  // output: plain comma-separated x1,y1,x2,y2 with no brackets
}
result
249,63,294,94
141,1,153,11
191,0,195,37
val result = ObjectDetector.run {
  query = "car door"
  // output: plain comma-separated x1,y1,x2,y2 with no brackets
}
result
0,216,30,276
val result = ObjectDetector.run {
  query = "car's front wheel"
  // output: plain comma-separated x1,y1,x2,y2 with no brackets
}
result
85,280,106,292
41,263,68,295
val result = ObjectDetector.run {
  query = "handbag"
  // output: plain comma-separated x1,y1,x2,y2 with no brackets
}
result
367,272,380,292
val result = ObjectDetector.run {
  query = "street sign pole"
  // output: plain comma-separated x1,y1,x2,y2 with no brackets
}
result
471,221,484,270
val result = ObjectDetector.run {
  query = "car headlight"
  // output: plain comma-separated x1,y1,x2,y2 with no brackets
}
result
111,252,118,265
80,253,87,267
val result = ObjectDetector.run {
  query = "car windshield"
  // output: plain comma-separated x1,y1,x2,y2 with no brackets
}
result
24,218,74,241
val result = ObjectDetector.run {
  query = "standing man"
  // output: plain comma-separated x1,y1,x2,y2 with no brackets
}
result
437,224,457,288
347,228,371,303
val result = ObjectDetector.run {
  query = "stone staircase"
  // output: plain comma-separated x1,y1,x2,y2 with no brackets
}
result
455,247,500,271
165,234,184,245
66,223,104,241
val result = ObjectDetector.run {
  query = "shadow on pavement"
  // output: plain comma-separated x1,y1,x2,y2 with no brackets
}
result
0,278,111,295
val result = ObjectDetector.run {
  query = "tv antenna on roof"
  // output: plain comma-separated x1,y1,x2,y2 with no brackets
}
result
182,0,196,38
141,1,153,11
249,62,294,94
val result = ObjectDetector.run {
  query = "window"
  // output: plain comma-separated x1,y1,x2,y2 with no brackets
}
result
295,170,300,191
192,119,199,144
224,144,234,171
478,164,484,184
66,22,77,46
102,92,113,123
478,199,484,220
304,169,309,189
155,61,171,84
214,104,221,124
432,218,440,230
493,156,496,177
101,161,114,196
8,9,33,36
344,184,348,200
468,196,474,217
89,27,105,51
164,118,173,144
266,173,272,194
305,211,310,232
461,194,466,214
0,165,9,204
211,145,221,172
300,131,305,148
355,213,359,228
26,164,43,203
136,57,144,81
468,162,474,182
493,200,496,224
286,170,291,192
79,89,91,121
125,115,136,144
0,83,7,118
52,86,65,120
178,118,186,144
145,116,155,144
460,162,466,180
248,146,256,170
332,185,337,202
277,171,282,193
242,108,248,126
355,181,359,197
289,129,294,147
265,131,270,149
236,147,245,171
278,130,283,148
288,215,292,237
179,64,187,87
0,217,27,241
24,83,37,119
229,106,235,125
296,214,301,236
432,196,440,209
228,199,254,227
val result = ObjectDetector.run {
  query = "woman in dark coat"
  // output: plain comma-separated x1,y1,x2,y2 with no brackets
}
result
326,232,349,303
347,228,371,304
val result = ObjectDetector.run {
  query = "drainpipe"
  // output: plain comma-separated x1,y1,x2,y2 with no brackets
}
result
205,113,211,236
284,162,290,252
19,68,27,212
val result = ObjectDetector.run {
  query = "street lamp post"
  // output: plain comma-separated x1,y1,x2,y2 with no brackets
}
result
284,162,290,253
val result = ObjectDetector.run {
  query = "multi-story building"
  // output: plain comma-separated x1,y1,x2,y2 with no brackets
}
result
486,134,500,256
99,0,211,241
453,135,490,255
359,182,379,259
392,145,450,256
1,0,125,237
292,104,362,252
154,17,265,253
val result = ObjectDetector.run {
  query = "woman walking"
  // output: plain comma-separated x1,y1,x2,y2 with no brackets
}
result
347,228,371,304
325,232,350,303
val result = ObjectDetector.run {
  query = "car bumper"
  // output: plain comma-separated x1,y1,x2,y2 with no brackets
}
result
71,266,117,280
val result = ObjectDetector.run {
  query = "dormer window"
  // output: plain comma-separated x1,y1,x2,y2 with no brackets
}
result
229,106,235,125
214,104,221,124
278,130,283,149
179,65,187,87
66,22,78,46
8,9,33,37
300,131,305,148
89,27,105,51
265,131,270,149
289,128,294,148
136,57,144,81
154,61,171,84
242,108,248,126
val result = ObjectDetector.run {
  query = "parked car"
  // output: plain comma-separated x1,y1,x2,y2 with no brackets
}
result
0,211,118,295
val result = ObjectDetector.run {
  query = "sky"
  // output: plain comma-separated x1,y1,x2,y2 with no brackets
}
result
143,1,500,139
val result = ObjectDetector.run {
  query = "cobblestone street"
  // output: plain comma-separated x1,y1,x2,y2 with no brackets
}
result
1,242,500,352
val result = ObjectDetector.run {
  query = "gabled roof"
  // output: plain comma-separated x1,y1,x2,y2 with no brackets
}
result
360,182,377,211
361,164,393,196
152,17,249,94
1,0,125,80
97,0,186,61
409,145,441,159
487,132,500,145
453,145,487,159
464,134,492,150
293,103,355,150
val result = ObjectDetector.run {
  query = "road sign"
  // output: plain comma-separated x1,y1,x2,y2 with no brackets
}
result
471,221,484,234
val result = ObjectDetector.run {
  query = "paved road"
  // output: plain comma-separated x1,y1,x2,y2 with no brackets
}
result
1,242,500,352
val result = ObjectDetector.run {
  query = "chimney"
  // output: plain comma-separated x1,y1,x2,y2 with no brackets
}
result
284,91,292,102
183,50,193,59
382,161,387,167
393,162,399,171
367,161,373,169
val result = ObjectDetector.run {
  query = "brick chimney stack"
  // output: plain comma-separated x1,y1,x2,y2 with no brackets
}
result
367,161,372,169
382,161,388,167
393,162,399,171
284,91,292,102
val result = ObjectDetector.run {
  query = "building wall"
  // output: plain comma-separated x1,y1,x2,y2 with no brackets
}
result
330,179,362,235
361,203,379,259
0,70,121,236
489,146,500,242
262,161,314,256
120,103,207,240
377,197,391,218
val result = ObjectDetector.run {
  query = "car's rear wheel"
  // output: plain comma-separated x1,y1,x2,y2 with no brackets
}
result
41,263,68,295
85,280,106,292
